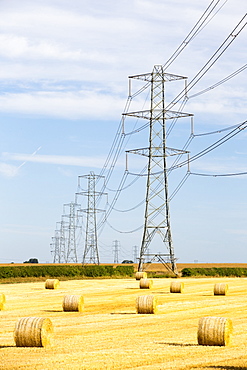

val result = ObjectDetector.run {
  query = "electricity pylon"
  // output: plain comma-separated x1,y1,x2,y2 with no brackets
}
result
63,201,81,263
77,171,106,264
51,222,62,263
113,240,120,263
124,65,193,275
132,245,138,263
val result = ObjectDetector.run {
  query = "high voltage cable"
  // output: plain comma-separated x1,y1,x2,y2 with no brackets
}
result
130,0,228,100
169,172,191,201
177,120,247,168
98,2,232,188
163,0,227,71
193,123,243,136
122,10,246,188
168,14,247,109
127,120,247,177
106,220,144,234
106,165,147,192
188,63,247,99
107,117,238,213
97,171,129,233
112,197,145,213
95,6,245,234
190,171,247,177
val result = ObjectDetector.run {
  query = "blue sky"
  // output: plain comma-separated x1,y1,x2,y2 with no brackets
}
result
0,0,246,264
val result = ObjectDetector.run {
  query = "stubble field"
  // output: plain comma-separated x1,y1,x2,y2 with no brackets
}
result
1,277,247,370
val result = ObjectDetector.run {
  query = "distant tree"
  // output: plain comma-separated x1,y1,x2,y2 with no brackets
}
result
23,258,39,264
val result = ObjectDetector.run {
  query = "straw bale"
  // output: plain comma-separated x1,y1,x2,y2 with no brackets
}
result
135,272,147,280
170,281,184,293
63,295,84,312
0,293,6,310
139,278,153,289
136,295,158,314
14,317,53,347
197,316,233,346
45,279,60,289
214,283,228,295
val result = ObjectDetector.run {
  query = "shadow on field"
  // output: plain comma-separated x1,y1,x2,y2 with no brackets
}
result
0,345,15,348
156,342,198,347
110,312,136,315
202,367,247,370
42,309,63,313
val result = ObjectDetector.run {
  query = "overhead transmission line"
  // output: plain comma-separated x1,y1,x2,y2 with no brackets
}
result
188,63,247,99
96,0,227,192
127,12,247,191
176,120,247,169
127,120,247,177
130,0,228,100
190,171,247,177
95,3,245,234
168,13,247,109
163,0,228,70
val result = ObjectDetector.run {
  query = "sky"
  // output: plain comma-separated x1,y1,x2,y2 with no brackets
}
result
0,0,246,264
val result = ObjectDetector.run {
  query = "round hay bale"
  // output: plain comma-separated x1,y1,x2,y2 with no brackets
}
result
197,316,233,346
62,295,84,312
0,293,6,310
139,278,153,289
14,317,53,347
170,281,184,293
135,271,147,280
214,283,228,296
45,279,60,289
136,295,158,314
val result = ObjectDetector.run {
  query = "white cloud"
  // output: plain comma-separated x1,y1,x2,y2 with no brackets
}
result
2,152,107,168
0,91,126,119
0,34,117,64
0,163,19,178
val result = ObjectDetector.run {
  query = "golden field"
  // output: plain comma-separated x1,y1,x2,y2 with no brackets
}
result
1,277,247,370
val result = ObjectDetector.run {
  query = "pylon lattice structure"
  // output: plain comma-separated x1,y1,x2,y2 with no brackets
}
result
51,225,61,263
51,219,67,263
63,202,81,263
77,171,106,265
132,245,138,263
113,240,120,264
124,65,193,275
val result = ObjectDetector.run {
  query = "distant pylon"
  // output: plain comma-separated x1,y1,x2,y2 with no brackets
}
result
59,218,67,262
51,222,61,263
124,65,193,275
77,171,106,264
133,245,138,263
113,240,120,263
63,201,81,263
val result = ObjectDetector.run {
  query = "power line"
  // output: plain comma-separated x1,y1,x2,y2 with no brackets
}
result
189,63,247,99
190,171,247,177
163,0,228,71
95,4,245,236
106,220,144,234
168,14,247,109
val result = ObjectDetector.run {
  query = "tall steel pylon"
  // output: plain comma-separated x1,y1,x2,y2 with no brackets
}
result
51,219,67,263
77,171,106,264
51,222,61,263
113,240,120,264
63,202,81,263
124,65,193,275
